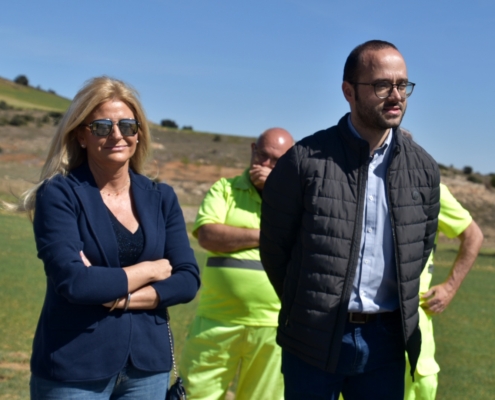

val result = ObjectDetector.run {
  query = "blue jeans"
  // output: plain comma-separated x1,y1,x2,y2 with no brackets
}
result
282,312,406,400
30,361,169,399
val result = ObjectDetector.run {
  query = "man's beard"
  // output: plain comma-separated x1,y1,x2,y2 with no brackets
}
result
355,99,406,131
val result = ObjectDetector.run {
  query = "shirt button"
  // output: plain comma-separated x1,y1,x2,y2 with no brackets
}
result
367,228,372,233
369,195,374,201
364,259,370,264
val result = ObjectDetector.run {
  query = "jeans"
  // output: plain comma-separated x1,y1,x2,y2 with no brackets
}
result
282,312,406,400
30,361,169,399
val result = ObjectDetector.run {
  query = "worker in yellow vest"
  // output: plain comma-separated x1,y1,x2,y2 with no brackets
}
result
404,183,483,399
180,128,294,400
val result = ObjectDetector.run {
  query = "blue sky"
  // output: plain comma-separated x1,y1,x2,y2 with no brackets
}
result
1,0,494,173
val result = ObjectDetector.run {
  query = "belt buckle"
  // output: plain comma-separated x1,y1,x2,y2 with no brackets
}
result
349,312,368,324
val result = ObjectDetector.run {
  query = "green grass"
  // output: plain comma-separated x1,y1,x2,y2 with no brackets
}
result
0,78,71,112
0,212,494,398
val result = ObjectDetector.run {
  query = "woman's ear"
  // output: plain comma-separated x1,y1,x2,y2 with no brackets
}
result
76,126,87,148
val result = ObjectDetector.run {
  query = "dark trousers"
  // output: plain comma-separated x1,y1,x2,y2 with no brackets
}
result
282,312,406,400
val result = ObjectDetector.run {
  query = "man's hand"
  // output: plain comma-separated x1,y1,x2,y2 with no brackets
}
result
421,282,456,314
249,165,272,190
422,221,483,315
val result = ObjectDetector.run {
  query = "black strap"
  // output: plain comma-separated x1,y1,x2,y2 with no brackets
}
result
206,257,264,271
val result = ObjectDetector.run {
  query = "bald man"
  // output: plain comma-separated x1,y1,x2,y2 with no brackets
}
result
180,128,294,400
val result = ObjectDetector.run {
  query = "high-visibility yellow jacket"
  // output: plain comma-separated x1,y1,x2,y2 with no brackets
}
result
193,169,280,326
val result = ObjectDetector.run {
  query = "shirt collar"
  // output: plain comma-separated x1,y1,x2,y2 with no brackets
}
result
347,114,393,154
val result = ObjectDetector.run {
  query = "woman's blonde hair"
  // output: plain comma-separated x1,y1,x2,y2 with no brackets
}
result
5,76,151,218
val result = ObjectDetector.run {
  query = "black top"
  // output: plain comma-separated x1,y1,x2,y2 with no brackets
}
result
107,208,144,267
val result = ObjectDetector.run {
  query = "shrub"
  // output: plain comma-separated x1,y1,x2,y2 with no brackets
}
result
467,174,482,184
0,100,10,110
48,111,63,125
213,135,222,142
14,75,29,86
491,175,495,188
463,166,473,175
9,114,33,126
161,119,178,128
182,125,193,131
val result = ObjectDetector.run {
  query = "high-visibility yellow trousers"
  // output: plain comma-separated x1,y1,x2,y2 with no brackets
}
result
404,363,438,400
179,316,284,400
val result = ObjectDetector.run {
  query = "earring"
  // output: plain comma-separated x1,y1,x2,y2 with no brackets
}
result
136,140,139,143
81,144,86,148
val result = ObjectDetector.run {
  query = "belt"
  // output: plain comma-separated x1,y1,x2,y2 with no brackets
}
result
348,310,400,324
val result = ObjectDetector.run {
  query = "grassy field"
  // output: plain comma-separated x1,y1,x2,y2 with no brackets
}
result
0,212,494,399
0,78,71,112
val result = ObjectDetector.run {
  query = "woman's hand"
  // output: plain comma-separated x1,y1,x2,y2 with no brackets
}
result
123,258,172,294
80,251,92,267
80,252,171,309
147,259,173,281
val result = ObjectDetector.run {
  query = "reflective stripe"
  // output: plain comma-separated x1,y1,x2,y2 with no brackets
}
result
206,257,264,271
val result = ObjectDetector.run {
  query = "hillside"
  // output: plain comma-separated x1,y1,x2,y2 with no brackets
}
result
0,77,71,112
0,78,493,243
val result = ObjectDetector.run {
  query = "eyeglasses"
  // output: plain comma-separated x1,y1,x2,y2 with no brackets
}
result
82,119,140,137
351,81,415,99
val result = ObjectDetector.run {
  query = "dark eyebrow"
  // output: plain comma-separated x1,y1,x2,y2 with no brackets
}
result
372,79,409,84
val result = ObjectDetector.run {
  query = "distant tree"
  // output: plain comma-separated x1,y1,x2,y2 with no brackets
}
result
48,89,56,94
213,135,222,142
182,125,193,131
490,175,495,188
161,119,178,128
463,166,473,175
14,75,29,86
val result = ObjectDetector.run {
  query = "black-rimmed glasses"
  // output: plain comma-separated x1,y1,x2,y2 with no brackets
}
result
82,119,140,137
351,81,415,99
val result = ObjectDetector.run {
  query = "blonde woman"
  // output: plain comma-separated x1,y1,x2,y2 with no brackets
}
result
10,77,200,399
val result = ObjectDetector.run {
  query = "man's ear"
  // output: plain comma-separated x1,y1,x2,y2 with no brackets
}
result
342,81,355,103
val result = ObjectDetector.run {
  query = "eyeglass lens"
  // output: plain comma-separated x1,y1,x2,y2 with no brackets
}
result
375,82,413,98
91,119,139,137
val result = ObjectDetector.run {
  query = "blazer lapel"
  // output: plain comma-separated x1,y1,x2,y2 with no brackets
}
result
130,171,162,260
72,164,120,268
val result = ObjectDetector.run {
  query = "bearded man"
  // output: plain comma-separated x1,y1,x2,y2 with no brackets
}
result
260,40,440,400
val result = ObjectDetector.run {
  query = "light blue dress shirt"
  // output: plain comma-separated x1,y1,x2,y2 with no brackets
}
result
347,117,399,313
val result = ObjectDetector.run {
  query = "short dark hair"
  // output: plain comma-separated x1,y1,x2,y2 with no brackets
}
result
343,40,398,83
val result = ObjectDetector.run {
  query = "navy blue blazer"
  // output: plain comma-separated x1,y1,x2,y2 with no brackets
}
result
31,163,200,382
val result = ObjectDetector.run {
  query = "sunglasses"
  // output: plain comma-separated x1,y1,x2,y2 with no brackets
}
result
83,119,140,137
